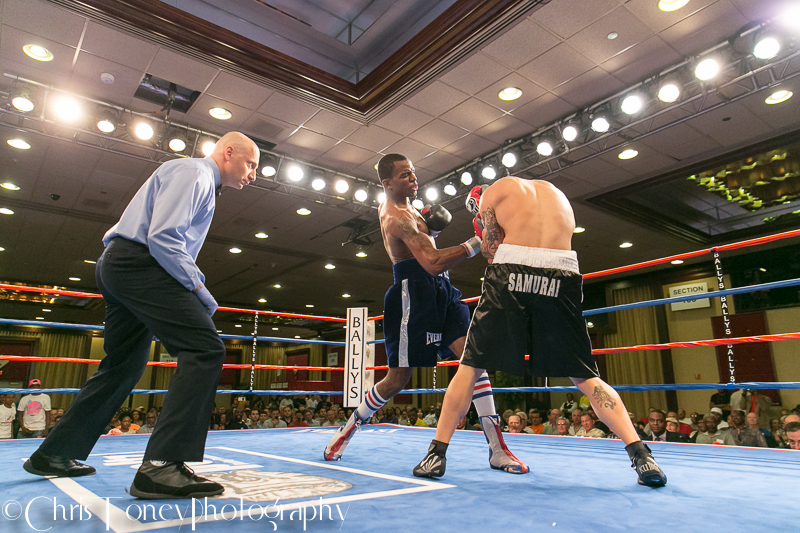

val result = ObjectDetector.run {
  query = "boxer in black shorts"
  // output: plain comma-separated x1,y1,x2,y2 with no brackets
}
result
324,154,527,475
414,177,667,487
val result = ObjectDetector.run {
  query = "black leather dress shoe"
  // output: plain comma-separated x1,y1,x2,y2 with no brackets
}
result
24,450,96,477
130,461,224,499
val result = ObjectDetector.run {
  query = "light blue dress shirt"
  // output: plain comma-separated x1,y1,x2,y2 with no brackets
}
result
103,157,221,292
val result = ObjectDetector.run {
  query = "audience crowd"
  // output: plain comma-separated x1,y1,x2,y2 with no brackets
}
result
2,385,800,451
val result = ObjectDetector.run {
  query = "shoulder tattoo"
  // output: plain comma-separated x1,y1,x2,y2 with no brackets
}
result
481,207,502,261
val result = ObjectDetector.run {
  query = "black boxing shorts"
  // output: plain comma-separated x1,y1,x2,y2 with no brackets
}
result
384,258,471,368
460,244,599,379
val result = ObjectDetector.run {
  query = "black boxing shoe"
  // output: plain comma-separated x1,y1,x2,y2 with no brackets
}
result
625,441,667,487
413,440,448,478
130,461,224,499
24,450,96,477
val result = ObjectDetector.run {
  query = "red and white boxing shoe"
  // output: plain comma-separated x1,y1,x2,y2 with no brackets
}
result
323,411,367,461
479,414,530,474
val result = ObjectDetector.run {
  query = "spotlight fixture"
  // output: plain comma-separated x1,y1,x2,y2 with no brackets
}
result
334,179,349,194
620,94,643,115
536,140,554,156
501,151,517,167
201,139,216,156
443,183,457,196
287,164,304,182
658,0,689,12
562,124,579,142
95,108,117,133
311,177,326,191
695,58,720,81
765,90,793,104
425,187,439,202
498,87,522,101
209,107,232,120
9,84,36,112
618,148,638,160
412,199,424,210
657,81,682,103
481,164,497,180
460,171,473,186
7,139,30,150
378,192,386,204
23,44,53,62
134,121,154,141
167,128,188,152
753,36,780,60
354,188,368,202
260,155,278,177
591,116,610,133
52,95,82,122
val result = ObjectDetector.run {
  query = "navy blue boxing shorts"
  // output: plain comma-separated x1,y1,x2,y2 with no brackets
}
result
383,258,471,368
460,244,599,379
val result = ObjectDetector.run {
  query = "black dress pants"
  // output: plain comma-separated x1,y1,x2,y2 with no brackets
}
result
39,237,225,462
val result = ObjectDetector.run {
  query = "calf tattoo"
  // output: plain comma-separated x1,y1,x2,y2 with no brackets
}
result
593,386,616,410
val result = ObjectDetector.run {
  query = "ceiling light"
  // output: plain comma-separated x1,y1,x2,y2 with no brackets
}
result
754,37,780,60
235,324,242,328
501,152,517,167
354,188,368,202
0,208,14,215
52,95,82,122
573,227,585,233
780,4,800,29
306,304,314,308
255,232,268,239
10,85,35,112
69,277,81,281
444,184,457,196
84,259,96,264
42,309,51,312
618,149,639,160
591,117,610,133
201,140,216,157
658,82,681,103
562,124,578,142
378,192,386,203
759,267,766,272
342,293,351,298
425,187,439,201
481,165,496,180
134,122,154,140
1,182,20,191
311,178,326,191
620,94,643,115
0,247,5,252
498,87,522,101
229,247,242,254
658,0,689,11
607,32,618,40
536,141,553,156
23,44,53,62
273,284,282,288
334,179,349,194
619,242,633,248
168,136,187,152
96,118,115,133
765,90,792,104
297,207,311,215
695,58,720,81
325,263,336,270
671,259,684,265
356,251,367,258
460,171,473,185
36,317,44,320
272,327,279,330
295,335,301,339
209,107,232,120
8,139,31,150
412,199,424,210
287,165,304,182
260,165,276,177
11,95,34,112
587,322,594,328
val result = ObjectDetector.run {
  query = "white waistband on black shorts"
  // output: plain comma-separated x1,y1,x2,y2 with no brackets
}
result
492,244,580,275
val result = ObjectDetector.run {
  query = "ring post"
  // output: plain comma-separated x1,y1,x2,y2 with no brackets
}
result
344,307,369,408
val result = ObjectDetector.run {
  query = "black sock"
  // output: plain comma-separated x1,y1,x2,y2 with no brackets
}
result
430,439,449,456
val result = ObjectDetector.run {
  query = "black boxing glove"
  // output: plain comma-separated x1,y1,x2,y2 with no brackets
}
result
420,204,452,238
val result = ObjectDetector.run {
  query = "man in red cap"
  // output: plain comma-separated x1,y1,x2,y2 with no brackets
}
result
18,379,51,439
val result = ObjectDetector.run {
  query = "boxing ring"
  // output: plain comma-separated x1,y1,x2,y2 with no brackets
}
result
1,230,800,532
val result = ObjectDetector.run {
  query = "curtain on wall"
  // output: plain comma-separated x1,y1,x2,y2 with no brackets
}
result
602,285,667,418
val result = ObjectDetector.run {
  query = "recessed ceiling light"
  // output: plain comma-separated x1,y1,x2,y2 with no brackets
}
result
658,0,690,12
498,87,522,101
356,251,367,258
0,247,5,252
201,141,216,156
84,259,97,264
0,208,14,215
619,242,633,248
23,44,53,62
342,293,351,298
229,247,242,254
325,263,336,270
69,277,81,281
671,259,684,265
306,304,314,308
294,335,301,339
235,324,242,328
607,32,618,40
759,267,767,272
272,327,279,331
255,232,268,239
765,90,793,104
273,284,281,288
7,139,31,150
695,58,720,81
618,149,639,160
1,182,20,191
480,277,484,281
35,317,44,320
297,208,311,216
258,298,267,303
573,227,585,233
209,107,232,120
587,322,594,328
42,309,51,312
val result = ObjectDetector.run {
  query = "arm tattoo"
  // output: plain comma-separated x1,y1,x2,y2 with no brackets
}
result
397,214,430,249
480,207,503,261
592,386,617,410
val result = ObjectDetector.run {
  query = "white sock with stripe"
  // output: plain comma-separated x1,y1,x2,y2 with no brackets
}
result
356,385,388,420
472,372,496,416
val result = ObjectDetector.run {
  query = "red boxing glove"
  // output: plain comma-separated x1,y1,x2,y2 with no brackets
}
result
465,185,486,216
473,214,484,238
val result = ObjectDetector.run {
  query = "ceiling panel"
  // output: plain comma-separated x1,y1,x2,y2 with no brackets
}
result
302,109,362,140
517,43,596,91
624,0,718,34
404,81,470,117
473,72,547,112
601,35,683,84
2,0,86,47
512,91,577,129
374,104,434,136
384,138,437,165
565,6,655,65
473,114,534,144
438,98,505,132
481,18,560,70
343,125,403,153
658,0,748,56
530,0,624,40
257,92,321,126
146,47,220,92
205,71,273,111
0,25,76,77
69,52,145,104
438,52,513,95
79,20,159,72
551,66,625,108
408,119,468,150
